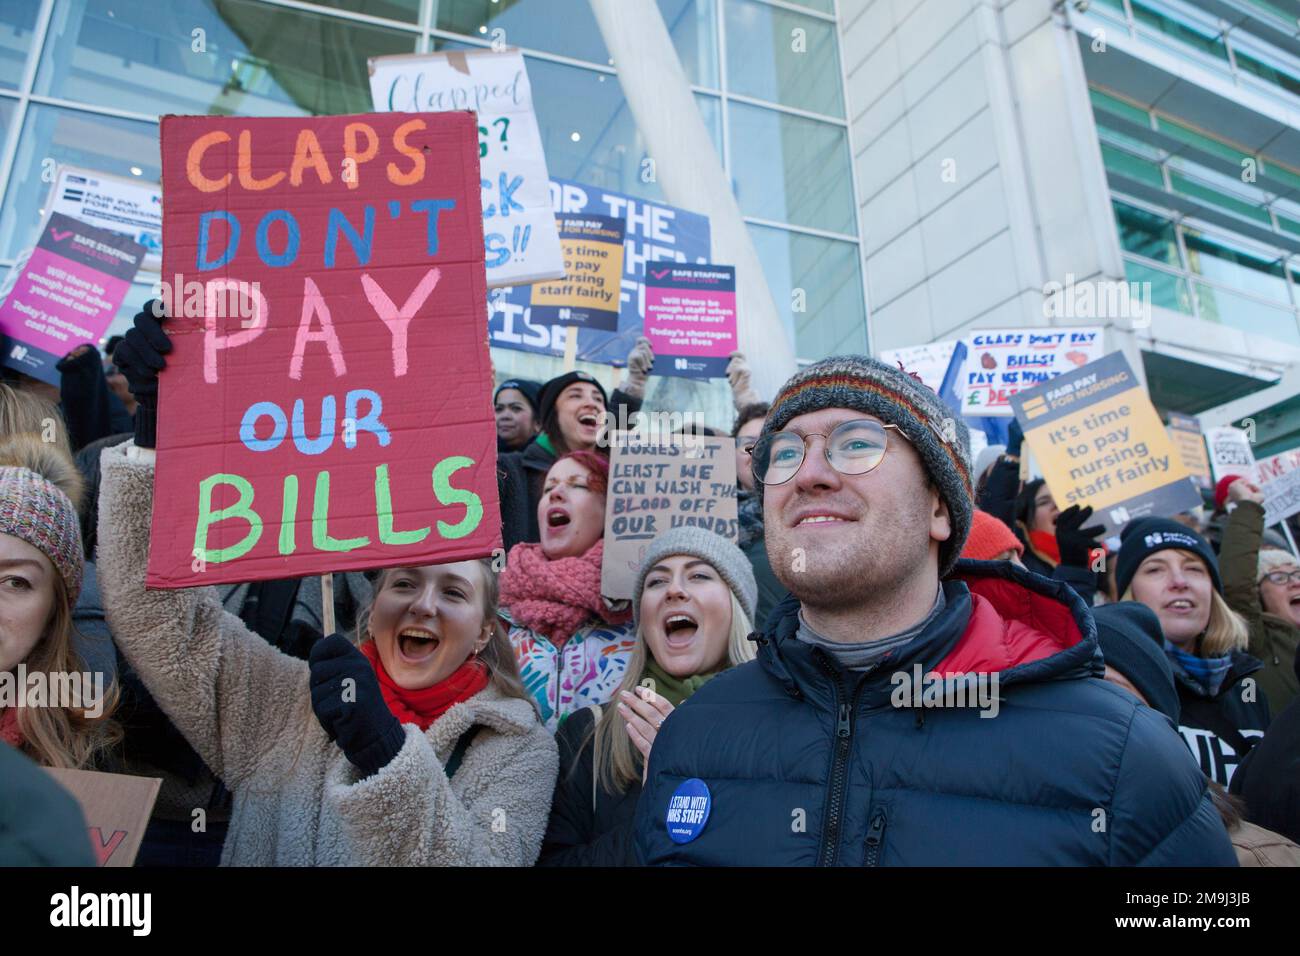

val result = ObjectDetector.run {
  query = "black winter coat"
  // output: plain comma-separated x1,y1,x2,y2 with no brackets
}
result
634,560,1237,866
539,706,640,866
1231,697,1300,844
1167,649,1271,787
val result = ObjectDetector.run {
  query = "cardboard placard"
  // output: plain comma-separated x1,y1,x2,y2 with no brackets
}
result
1255,448,1300,527
877,340,958,393
149,112,499,588
529,214,626,331
43,768,161,867
47,164,163,272
0,212,146,384
961,326,1103,417
1010,351,1199,535
488,178,711,363
369,49,563,288
644,264,737,379
1205,426,1256,485
1166,411,1212,490
602,434,738,599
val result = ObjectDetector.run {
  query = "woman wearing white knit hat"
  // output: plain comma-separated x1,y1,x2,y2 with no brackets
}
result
539,525,757,866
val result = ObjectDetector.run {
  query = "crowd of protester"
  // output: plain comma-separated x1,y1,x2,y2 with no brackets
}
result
1,299,1298,867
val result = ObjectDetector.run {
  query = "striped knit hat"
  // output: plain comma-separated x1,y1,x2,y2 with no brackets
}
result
757,355,973,576
0,466,83,603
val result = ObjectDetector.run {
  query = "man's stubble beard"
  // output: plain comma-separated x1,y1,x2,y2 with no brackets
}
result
766,513,931,614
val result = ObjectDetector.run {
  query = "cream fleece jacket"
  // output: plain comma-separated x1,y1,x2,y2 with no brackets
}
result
96,442,558,866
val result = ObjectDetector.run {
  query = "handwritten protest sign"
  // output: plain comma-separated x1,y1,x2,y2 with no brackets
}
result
369,49,562,288
43,768,161,867
878,340,958,393
1167,412,1212,490
961,326,1103,417
0,212,145,384
489,178,711,363
48,164,162,271
1011,351,1199,535
1255,448,1300,527
1206,426,1256,485
602,434,738,598
149,112,499,588
644,264,737,379
528,215,626,331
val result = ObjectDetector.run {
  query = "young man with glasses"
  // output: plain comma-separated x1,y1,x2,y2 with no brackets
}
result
634,356,1235,866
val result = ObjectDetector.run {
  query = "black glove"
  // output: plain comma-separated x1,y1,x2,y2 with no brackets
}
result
111,300,171,449
1055,504,1105,569
308,633,405,777
1006,418,1024,459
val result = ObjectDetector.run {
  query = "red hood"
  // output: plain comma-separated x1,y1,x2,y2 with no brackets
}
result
935,572,1087,677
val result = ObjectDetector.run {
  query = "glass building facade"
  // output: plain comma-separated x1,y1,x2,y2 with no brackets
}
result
1082,2,1300,343
0,0,868,425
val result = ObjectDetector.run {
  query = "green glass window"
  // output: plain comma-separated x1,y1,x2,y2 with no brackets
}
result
1090,88,1150,127
1168,171,1274,226
1155,117,1249,165
0,0,37,90
725,0,845,118
1123,258,1194,315
1278,213,1300,239
1195,282,1300,345
436,0,609,65
1184,231,1290,303
748,223,867,358
657,0,720,89
1234,47,1300,99
1130,1,1230,62
525,55,722,205
1113,200,1180,266
36,0,417,118
300,0,420,22
1101,143,1165,189
0,104,159,262
729,101,855,234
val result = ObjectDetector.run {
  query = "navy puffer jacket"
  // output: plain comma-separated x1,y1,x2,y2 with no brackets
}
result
635,559,1236,866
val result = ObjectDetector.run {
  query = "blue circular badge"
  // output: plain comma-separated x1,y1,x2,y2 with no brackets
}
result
665,778,712,844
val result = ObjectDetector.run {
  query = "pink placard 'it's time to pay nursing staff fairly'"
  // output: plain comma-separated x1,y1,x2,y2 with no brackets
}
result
148,111,500,589
644,264,737,380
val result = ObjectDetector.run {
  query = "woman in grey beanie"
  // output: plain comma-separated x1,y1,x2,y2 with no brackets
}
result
539,526,757,865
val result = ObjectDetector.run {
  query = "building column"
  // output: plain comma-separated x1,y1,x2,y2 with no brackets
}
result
588,0,796,400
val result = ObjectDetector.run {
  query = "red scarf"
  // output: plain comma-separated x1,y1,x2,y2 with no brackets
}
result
0,706,20,748
1028,530,1061,567
359,641,489,731
498,540,631,647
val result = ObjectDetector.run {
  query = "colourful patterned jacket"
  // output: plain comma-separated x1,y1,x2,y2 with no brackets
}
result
506,611,637,732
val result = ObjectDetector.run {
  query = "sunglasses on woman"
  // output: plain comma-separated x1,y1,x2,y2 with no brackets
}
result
751,418,911,486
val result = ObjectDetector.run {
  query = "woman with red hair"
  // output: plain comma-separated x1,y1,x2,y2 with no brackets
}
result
500,451,636,731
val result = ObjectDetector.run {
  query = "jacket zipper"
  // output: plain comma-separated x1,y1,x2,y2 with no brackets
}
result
814,653,860,867
864,809,888,866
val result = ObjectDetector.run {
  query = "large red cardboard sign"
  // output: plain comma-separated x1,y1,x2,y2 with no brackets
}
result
149,112,498,588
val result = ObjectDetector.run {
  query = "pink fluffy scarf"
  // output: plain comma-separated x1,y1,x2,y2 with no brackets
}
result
499,540,630,646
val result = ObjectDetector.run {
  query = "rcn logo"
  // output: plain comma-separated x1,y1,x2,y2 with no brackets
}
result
9,344,28,361
675,358,690,370
1109,506,1130,525
558,307,571,320
1144,530,1196,549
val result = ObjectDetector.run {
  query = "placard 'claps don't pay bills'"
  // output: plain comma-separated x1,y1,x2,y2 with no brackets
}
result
1010,351,1200,536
